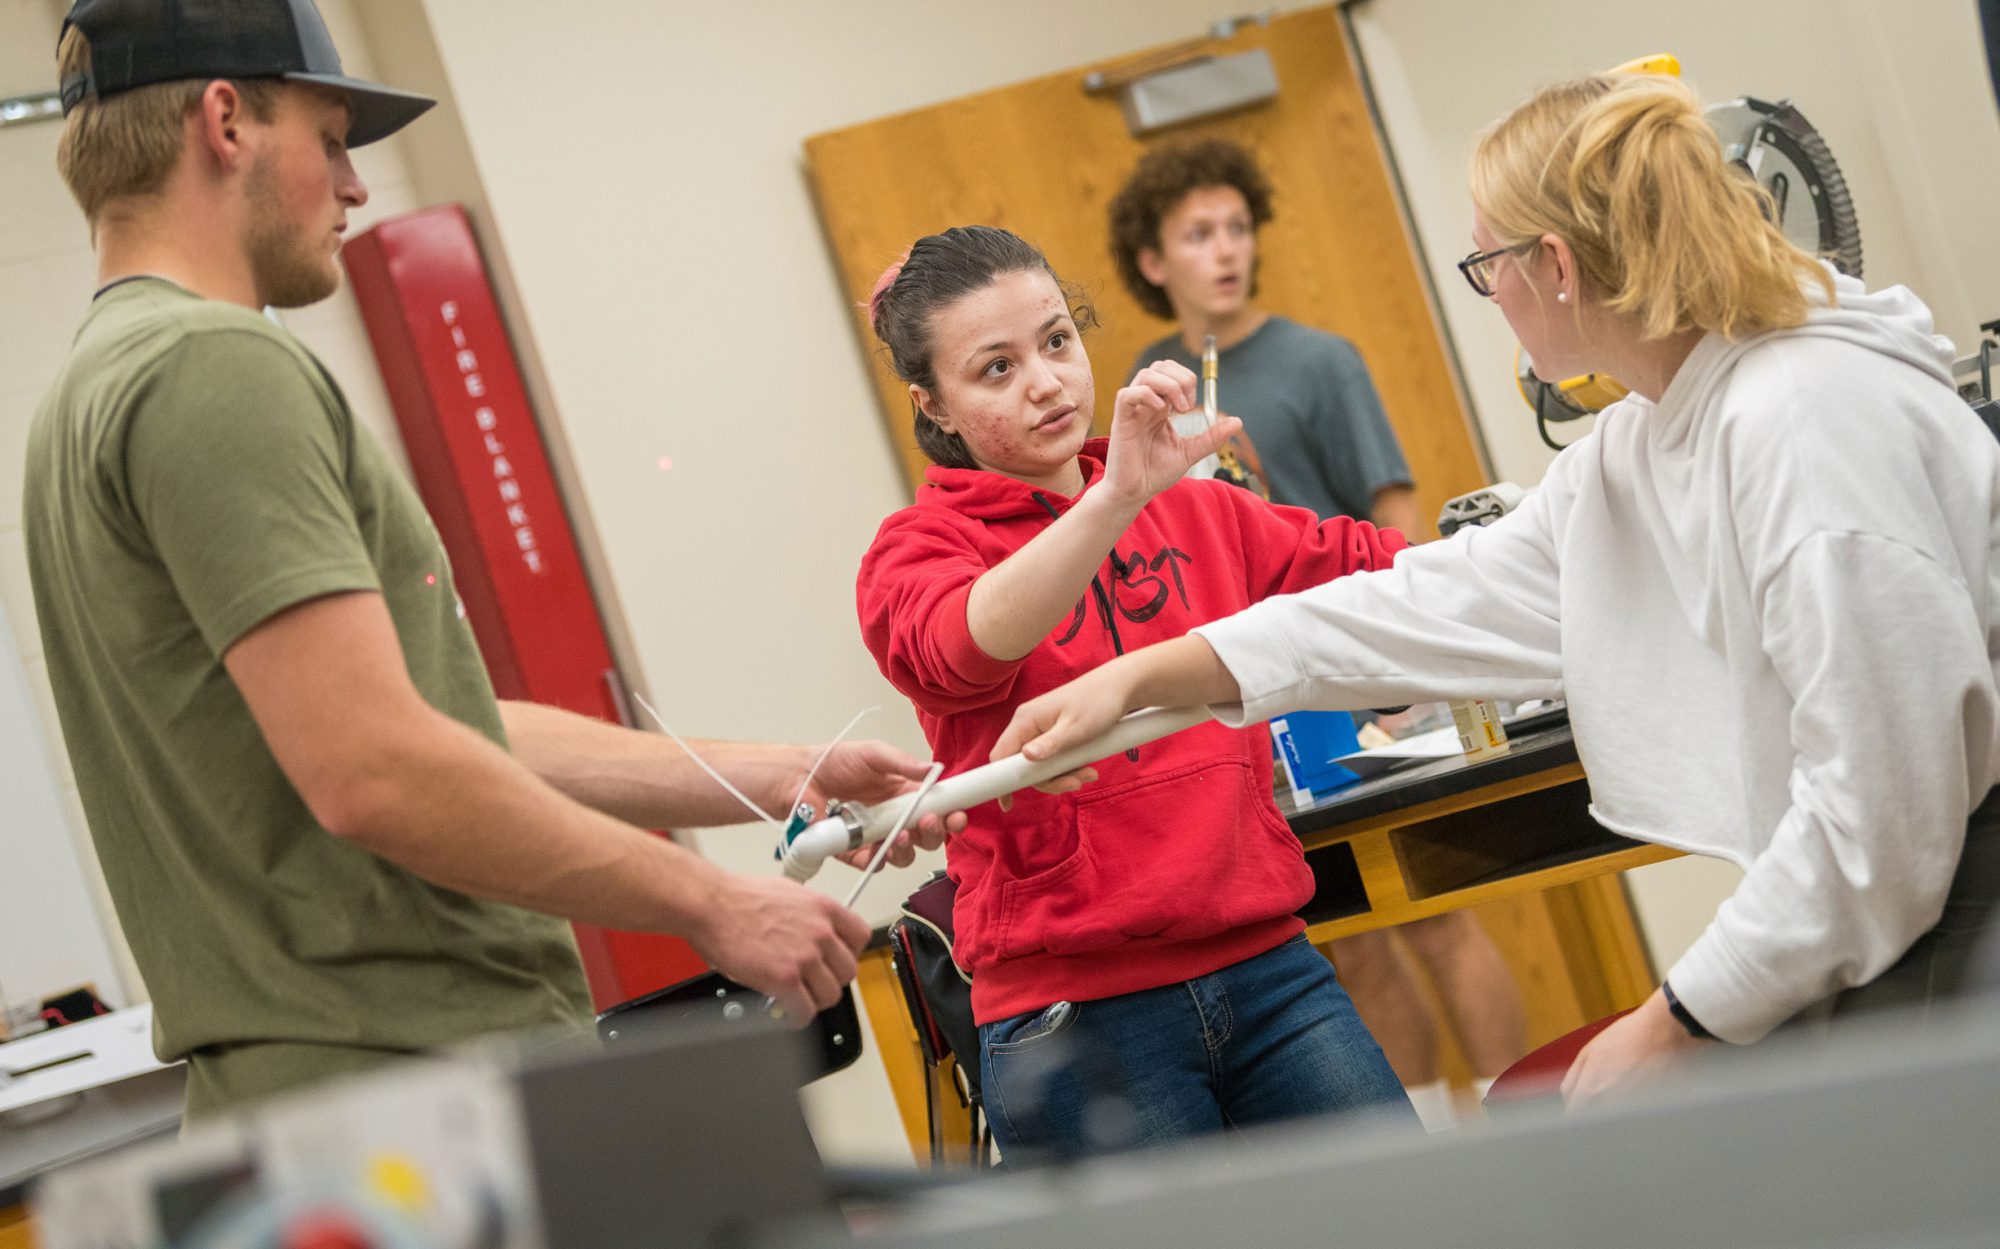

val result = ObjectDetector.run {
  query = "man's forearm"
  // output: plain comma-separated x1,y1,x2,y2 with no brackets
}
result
338,706,738,937
219,590,767,944
500,699,806,828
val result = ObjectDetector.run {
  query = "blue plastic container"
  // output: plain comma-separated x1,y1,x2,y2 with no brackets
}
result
1271,710,1363,798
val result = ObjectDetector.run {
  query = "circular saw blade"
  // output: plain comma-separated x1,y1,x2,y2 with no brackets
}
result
1705,96,1863,278
1516,92,1864,430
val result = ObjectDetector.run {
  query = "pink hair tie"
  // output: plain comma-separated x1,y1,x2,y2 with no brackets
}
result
865,250,911,325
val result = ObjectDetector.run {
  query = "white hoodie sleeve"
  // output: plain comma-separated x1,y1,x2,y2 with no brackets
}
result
1666,531,1993,1042
1193,481,1567,725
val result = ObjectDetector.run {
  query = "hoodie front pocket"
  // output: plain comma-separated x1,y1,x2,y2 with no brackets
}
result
994,842,1100,960
993,755,1311,961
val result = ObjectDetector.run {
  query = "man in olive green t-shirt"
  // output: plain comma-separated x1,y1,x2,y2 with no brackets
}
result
30,0,952,1120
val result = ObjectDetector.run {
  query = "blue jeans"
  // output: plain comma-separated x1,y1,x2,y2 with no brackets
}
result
977,934,1414,1161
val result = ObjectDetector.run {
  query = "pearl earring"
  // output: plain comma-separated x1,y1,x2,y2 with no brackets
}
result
1557,291,1568,303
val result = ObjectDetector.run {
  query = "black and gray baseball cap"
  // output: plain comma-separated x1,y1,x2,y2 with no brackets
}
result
58,0,435,147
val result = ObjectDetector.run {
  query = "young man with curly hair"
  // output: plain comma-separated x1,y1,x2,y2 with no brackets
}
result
1107,138,1420,534
1107,139,1525,1126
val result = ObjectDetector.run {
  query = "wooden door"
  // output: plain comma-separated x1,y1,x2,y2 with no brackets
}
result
804,4,1486,535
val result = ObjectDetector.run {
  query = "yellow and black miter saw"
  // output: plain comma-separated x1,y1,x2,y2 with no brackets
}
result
1520,56,1864,450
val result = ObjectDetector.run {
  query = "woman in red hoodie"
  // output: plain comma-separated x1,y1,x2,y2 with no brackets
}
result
857,226,1414,1159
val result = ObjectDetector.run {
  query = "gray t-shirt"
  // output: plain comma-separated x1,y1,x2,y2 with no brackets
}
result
1130,316,1411,521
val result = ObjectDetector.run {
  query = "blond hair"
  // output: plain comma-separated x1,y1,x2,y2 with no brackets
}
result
1470,74,1834,341
55,26,281,226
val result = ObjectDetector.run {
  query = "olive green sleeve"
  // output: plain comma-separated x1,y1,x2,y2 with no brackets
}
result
122,329,383,656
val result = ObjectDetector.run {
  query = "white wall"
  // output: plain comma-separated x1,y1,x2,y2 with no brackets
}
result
0,580,119,1025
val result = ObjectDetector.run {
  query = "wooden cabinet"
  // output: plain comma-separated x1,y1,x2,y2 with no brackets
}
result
859,726,1676,1161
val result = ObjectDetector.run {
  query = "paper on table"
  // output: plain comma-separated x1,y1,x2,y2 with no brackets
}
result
1334,700,1567,779
1333,723,1464,778
0,1004,173,1113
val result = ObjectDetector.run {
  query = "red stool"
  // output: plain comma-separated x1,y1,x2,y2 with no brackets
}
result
1483,1009,1634,1109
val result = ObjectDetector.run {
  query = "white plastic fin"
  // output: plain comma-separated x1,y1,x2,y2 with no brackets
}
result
842,761,944,910
789,706,880,818
629,690,778,827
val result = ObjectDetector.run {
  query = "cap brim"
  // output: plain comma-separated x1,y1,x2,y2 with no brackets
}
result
286,73,436,147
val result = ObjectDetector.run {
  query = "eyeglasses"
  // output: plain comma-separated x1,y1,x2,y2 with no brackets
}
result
1457,241,1537,297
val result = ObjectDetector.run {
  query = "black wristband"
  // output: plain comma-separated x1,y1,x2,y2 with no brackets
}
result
1660,979,1712,1041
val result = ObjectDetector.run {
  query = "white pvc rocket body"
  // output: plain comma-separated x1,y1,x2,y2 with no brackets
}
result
777,706,1213,881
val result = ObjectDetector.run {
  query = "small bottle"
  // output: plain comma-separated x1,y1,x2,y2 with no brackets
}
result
1450,698,1510,761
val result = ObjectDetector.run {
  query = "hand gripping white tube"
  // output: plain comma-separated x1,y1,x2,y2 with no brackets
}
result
777,705,1214,882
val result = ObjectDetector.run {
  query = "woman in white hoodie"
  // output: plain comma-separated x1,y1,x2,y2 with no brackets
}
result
989,72,2000,1105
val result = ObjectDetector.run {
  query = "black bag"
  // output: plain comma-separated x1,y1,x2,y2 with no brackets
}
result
888,871,989,1161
